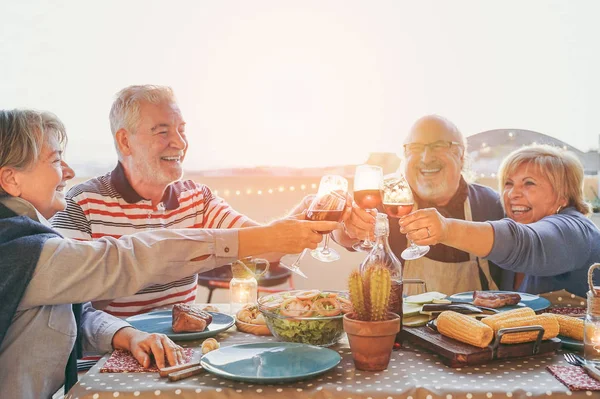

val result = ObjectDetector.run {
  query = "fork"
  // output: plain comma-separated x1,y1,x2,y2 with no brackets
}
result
563,353,600,381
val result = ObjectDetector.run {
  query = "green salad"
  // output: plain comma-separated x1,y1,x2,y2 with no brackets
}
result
257,290,351,346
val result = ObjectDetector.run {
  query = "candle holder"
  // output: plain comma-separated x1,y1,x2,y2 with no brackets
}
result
229,257,269,315
584,263,600,365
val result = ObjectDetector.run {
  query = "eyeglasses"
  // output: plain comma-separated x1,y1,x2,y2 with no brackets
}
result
403,140,463,154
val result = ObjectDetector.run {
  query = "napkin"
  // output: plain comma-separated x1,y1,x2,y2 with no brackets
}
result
547,365,600,391
100,348,194,373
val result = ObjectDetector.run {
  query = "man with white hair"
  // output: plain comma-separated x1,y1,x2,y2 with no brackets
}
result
52,85,260,316
391,115,505,294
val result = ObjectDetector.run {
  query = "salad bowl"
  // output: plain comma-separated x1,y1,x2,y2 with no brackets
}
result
257,290,351,347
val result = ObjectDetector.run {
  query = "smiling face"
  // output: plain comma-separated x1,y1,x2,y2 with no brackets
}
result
502,162,565,224
120,100,188,189
12,132,75,218
403,116,464,206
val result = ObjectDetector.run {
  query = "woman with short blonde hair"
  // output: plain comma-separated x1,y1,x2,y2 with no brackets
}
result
399,144,600,297
498,144,591,215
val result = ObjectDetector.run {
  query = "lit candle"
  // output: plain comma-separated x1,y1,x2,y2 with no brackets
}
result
229,275,258,315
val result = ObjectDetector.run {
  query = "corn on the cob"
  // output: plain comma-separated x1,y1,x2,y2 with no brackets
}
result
437,311,494,348
481,307,536,331
552,314,584,341
495,314,559,344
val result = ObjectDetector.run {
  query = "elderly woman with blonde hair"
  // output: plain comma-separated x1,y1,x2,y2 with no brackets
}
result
399,144,600,297
0,109,339,398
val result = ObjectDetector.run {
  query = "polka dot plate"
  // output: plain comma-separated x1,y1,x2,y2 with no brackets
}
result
200,342,341,383
125,311,234,341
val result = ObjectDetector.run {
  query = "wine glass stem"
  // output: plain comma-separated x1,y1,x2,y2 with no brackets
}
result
321,235,331,255
409,240,419,252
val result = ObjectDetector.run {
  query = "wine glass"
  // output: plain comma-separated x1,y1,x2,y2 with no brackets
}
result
306,175,348,262
352,165,383,252
381,173,430,260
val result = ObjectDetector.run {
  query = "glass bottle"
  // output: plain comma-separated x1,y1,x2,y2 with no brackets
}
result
359,213,404,344
584,289,600,365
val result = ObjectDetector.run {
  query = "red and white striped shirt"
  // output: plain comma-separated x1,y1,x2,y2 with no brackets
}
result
51,163,249,317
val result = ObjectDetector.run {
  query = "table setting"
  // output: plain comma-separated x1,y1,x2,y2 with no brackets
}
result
67,293,597,399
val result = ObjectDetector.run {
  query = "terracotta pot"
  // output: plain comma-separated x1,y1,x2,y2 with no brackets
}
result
343,312,400,371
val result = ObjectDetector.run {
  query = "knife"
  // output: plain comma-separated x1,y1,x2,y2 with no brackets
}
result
421,303,483,315
574,354,600,382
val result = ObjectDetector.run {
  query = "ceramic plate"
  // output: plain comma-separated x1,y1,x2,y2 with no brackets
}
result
200,342,341,383
559,335,584,352
448,291,551,312
126,311,234,341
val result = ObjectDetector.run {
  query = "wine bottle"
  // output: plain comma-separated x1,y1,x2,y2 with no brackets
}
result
359,213,404,345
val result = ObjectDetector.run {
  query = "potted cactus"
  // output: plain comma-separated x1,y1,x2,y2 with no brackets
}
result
343,265,401,371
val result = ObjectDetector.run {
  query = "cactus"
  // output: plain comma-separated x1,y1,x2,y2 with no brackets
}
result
348,270,369,320
348,263,392,321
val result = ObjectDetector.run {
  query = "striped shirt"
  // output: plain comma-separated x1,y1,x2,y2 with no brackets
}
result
51,163,249,317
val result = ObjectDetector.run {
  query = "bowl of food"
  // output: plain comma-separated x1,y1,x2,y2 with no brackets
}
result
236,304,272,336
257,289,352,347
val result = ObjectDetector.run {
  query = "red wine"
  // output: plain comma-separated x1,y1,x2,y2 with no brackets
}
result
383,202,414,218
354,189,383,209
306,209,344,234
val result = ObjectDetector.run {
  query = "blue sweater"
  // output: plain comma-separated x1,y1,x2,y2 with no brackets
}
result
488,207,600,298
0,201,81,393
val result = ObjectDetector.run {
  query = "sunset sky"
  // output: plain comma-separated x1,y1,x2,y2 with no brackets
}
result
1,1,598,172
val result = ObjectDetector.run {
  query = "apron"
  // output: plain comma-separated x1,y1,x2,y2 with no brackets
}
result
403,197,499,295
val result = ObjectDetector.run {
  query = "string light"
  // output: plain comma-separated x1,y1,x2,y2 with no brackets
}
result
205,183,325,197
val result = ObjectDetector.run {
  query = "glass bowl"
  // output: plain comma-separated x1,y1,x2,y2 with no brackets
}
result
257,290,350,347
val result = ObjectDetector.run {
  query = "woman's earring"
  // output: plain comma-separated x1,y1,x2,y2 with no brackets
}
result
556,205,562,214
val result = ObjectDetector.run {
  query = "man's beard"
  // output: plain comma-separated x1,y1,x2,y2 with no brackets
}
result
414,179,451,204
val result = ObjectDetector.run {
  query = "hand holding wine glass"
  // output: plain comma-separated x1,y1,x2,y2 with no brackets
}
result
305,175,348,262
352,165,383,252
381,173,430,260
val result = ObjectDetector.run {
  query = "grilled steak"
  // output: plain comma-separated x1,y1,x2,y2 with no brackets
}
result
472,291,521,308
172,304,213,333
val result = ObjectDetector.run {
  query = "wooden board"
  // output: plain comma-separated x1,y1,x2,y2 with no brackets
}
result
401,326,561,367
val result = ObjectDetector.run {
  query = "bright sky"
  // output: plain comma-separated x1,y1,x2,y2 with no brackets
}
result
1,1,598,172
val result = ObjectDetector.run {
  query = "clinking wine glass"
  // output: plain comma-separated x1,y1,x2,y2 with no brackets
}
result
352,164,383,252
381,173,430,260
306,175,348,262
279,175,348,275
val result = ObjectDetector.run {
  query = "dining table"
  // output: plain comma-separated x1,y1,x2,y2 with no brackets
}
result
66,302,595,399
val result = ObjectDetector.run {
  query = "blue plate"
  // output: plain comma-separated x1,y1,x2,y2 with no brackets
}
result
125,311,234,341
200,342,341,383
448,291,551,312
559,335,584,352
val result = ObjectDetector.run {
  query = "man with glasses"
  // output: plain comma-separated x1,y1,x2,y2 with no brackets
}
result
392,115,505,294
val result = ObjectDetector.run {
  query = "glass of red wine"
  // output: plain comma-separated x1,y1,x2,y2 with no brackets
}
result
352,164,383,252
306,175,349,262
382,173,430,260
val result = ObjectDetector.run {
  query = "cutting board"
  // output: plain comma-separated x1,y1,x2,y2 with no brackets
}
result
401,326,561,367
